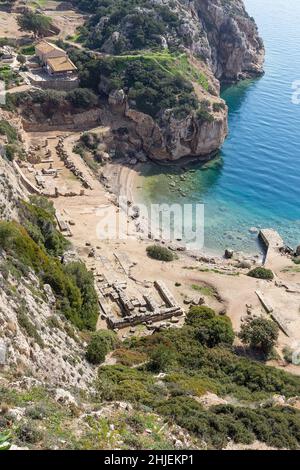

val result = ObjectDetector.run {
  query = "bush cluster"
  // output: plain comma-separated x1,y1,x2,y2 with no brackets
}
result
247,267,274,280
94,302,300,448
0,217,98,331
86,330,119,364
239,317,279,355
185,306,235,348
72,0,181,52
146,245,174,262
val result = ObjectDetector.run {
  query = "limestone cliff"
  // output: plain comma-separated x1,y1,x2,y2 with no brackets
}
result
192,0,264,81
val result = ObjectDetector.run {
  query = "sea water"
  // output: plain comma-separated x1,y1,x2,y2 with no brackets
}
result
134,0,300,254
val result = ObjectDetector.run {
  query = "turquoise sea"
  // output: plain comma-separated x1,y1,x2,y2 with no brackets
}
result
134,0,300,254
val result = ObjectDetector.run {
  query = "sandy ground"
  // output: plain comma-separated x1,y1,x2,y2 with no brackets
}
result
0,2,85,41
0,12,22,39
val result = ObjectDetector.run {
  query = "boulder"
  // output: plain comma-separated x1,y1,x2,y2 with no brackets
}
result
55,388,77,406
43,284,56,306
224,248,234,259
108,89,126,106
236,260,252,269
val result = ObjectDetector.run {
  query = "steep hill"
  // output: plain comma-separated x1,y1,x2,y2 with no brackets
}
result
67,0,264,160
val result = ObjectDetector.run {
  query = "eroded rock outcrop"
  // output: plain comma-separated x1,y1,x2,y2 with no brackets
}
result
0,263,95,389
194,0,265,81
125,101,228,161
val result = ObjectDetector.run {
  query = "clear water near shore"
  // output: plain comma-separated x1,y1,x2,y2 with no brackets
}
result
134,0,300,254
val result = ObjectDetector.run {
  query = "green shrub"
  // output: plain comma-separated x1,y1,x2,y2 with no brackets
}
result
4,145,17,161
148,344,177,372
0,221,97,331
19,44,35,56
16,422,43,444
156,397,300,449
74,0,181,52
0,431,11,450
239,317,279,355
63,262,99,331
0,120,18,143
66,88,98,108
146,245,174,262
76,53,200,121
17,11,53,37
19,197,69,257
46,316,61,329
283,346,293,364
25,404,49,420
96,365,157,405
17,54,26,65
112,348,147,366
213,101,226,112
186,306,234,348
247,267,274,280
186,306,216,325
91,325,300,448
86,330,118,364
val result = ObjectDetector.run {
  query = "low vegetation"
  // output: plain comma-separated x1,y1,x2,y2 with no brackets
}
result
247,266,274,280
0,197,99,331
93,304,300,449
86,330,119,364
239,317,279,355
146,245,175,262
19,196,70,257
0,431,11,450
0,383,183,450
0,65,22,89
191,283,216,297
3,89,99,116
73,132,105,171
0,120,24,161
62,47,213,122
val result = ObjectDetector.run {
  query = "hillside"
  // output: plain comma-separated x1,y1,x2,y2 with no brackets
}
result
3,0,300,454
61,0,265,160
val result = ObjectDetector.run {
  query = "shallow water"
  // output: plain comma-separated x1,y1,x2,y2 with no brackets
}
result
135,0,300,254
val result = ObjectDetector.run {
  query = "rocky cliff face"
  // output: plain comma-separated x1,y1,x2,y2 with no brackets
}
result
0,264,94,389
192,0,265,81
124,95,228,161
0,158,26,220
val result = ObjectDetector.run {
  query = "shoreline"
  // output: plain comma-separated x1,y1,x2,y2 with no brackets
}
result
102,159,264,262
